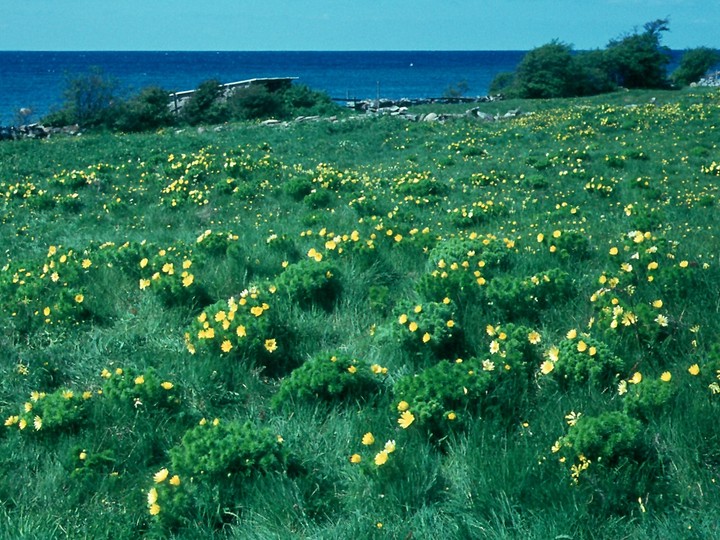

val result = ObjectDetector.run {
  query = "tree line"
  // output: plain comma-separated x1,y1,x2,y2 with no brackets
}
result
41,72,341,132
490,19,720,99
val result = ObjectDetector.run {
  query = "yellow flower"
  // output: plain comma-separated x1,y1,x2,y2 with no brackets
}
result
374,450,389,466
688,364,700,376
236,325,247,337
566,329,577,339
182,274,194,287
397,400,409,412
264,338,278,353
577,340,588,353
489,340,500,354
540,360,555,375
660,371,672,382
362,432,375,445
629,372,642,384
350,454,362,464
149,503,161,516
652,299,663,308
147,487,158,506
33,416,42,431
135,375,145,385
408,321,418,332
140,258,149,269
153,468,169,483
221,340,233,353
81,258,92,269
447,411,457,421
528,331,541,344
169,475,181,486
565,411,581,426
618,380,628,395
161,381,174,390
398,410,415,429
384,440,396,453
347,365,357,374
398,313,408,325
139,278,151,290
422,332,431,343
74,294,84,303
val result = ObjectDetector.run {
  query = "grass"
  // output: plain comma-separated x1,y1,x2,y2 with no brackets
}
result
1,87,720,538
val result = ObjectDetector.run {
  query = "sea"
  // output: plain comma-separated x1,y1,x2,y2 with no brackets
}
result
0,51,527,123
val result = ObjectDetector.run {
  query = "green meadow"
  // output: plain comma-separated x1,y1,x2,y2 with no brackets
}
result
1,88,720,539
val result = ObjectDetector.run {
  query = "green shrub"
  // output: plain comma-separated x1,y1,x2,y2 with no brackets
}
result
275,258,342,310
5,388,89,435
393,357,493,435
181,79,228,126
114,86,175,132
622,377,677,421
393,299,464,357
544,331,626,390
485,268,572,321
272,352,383,409
671,47,720,86
101,367,181,411
184,286,295,376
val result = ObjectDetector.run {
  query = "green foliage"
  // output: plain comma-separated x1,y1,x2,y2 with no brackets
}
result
671,47,720,86
275,258,342,310
548,333,626,389
171,419,287,480
5,388,88,434
563,411,644,465
228,85,284,120
622,377,677,421
272,352,383,408
101,367,181,411
181,79,228,126
393,299,464,357
604,19,671,89
485,268,572,321
510,40,578,99
393,357,493,434
113,86,175,132
43,66,118,128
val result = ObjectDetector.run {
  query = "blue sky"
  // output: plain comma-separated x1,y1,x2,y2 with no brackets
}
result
0,0,717,51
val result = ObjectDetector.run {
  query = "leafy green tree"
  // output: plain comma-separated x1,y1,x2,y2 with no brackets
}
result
44,67,118,128
511,40,577,98
671,47,720,86
604,18,672,88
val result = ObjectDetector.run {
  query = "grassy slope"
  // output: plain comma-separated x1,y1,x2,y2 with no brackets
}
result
0,88,719,539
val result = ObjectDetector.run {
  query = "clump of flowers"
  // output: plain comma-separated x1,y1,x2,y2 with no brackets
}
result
101,367,181,411
542,330,626,390
272,352,385,409
393,298,464,357
137,245,210,307
416,234,510,304
184,285,295,376
552,410,656,512
348,432,398,471
393,358,494,436
5,387,89,435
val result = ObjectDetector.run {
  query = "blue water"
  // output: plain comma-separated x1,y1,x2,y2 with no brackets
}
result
0,51,526,122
